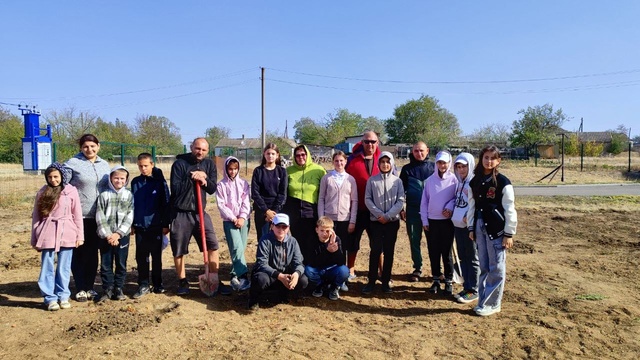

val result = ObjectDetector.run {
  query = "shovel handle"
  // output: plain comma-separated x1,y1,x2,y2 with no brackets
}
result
195,181,209,266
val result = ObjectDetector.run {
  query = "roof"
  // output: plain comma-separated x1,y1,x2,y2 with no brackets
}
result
577,131,629,143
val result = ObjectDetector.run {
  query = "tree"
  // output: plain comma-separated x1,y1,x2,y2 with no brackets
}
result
385,95,460,148
134,115,183,154
95,118,136,145
469,123,512,145
44,106,100,143
204,126,231,148
293,109,386,146
606,125,629,155
0,107,23,163
510,104,568,150
294,117,326,145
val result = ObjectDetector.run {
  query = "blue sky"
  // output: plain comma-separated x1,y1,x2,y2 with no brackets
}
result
1,1,639,144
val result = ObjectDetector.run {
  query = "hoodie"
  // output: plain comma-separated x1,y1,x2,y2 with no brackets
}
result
346,141,381,211
96,165,134,238
420,151,458,226
399,152,435,209
253,231,305,279
451,152,475,228
216,156,251,222
170,152,217,212
64,152,111,218
285,145,327,218
364,151,405,222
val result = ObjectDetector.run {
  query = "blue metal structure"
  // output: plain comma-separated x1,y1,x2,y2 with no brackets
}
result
21,106,52,171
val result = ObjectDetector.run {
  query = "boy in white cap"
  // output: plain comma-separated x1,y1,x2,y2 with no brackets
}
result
247,213,308,310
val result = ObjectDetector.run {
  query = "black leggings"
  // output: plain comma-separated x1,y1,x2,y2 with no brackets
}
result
426,219,455,282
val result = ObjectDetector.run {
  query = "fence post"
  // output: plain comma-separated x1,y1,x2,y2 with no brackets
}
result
152,146,156,162
580,143,584,172
120,144,125,166
52,143,57,163
629,141,633,172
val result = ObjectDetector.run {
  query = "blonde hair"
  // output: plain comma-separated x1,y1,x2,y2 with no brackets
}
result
316,216,334,228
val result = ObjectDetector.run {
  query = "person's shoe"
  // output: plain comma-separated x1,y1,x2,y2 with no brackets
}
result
133,286,150,299
454,290,467,299
361,282,375,295
98,288,113,302
475,305,501,317
382,283,393,294
114,288,127,301
428,282,441,294
443,282,453,296
86,289,98,300
153,285,166,294
473,305,483,312
339,283,349,292
409,269,422,282
348,273,357,281
230,276,241,291
216,282,233,296
247,300,259,311
329,286,340,300
238,277,251,292
47,301,60,311
457,291,479,304
75,290,87,302
312,285,324,298
177,279,190,296
59,300,71,309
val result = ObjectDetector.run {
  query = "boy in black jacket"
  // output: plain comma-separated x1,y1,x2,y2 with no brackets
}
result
131,153,170,298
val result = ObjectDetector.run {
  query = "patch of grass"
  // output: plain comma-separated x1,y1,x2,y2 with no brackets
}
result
575,294,605,301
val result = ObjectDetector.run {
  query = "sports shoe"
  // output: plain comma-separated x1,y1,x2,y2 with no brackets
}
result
153,285,166,294
230,276,241,291
475,305,501,316
238,278,251,292
361,282,374,295
75,291,87,302
86,289,98,300
247,301,259,311
428,282,441,294
47,301,60,311
457,291,479,304
409,270,422,282
114,288,127,301
348,273,357,281
382,283,393,294
444,282,453,296
59,300,71,309
216,282,232,296
176,279,190,295
98,288,114,302
340,283,349,292
454,290,467,299
312,285,324,297
329,286,340,300
133,286,150,299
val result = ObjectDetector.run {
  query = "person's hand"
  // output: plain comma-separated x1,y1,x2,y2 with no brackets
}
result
76,240,84,248
265,210,276,222
462,216,467,225
327,231,338,253
130,228,135,236
400,210,406,221
278,273,290,287
162,227,170,235
503,236,513,249
235,218,245,228
377,215,388,224
190,170,207,185
423,225,429,232
288,272,299,290
442,209,452,218
347,223,355,234
469,232,475,241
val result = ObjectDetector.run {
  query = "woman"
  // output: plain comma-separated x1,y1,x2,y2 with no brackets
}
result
64,134,111,302
251,143,288,241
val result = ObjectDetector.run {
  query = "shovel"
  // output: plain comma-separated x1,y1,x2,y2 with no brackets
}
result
451,243,464,285
196,181,219,296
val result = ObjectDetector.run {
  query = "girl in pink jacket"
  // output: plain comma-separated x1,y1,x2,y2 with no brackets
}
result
31,163,84,311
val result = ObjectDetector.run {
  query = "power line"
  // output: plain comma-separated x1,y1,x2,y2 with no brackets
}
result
266,67,640,84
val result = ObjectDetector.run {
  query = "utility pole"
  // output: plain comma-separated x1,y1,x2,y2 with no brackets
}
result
261,67,266,149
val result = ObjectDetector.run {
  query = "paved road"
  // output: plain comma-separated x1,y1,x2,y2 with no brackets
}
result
514,184,640,196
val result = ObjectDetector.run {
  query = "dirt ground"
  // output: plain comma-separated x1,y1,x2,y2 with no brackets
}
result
1,166,639,359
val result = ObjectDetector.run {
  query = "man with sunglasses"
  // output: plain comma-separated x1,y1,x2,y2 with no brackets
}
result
344,130,381,280
247,214,308,310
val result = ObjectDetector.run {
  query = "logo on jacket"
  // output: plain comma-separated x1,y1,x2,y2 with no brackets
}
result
487,187,496,199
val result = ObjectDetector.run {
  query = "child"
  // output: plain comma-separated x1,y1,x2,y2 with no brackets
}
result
216,156,251,292
317,151,358,285
251,143,288,241
451,152,479,304
31,163,84,311
247,214,308,311
96,166,134,302
468,145,517,316
420,151,458,296
362,152,405,294
305,217,350,300
131,153,170,298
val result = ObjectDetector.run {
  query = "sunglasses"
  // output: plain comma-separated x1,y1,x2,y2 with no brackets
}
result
295,153,307,157
275,224,289,229
363,140,377,145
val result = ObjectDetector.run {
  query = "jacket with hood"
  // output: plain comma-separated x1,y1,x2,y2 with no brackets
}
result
399,152,435,210
253,231,305,279
96,166,134,239
31,163,84,251
285,145,327,218
64,152,111,218
170,152,217,212
364,151,405,222
451,152,475,228
346,141,381,211
131,167,170,230
318,169,358,223
420,151,458,226
216,156,251,222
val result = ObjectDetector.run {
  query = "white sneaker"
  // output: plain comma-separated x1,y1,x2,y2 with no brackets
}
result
47,302,60,311
475,306,501,317
75,291,87,302
238,278,251,292
230,277,241,291
59,300,71,309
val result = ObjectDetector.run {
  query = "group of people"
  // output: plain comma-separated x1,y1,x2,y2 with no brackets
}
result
31,131,517,317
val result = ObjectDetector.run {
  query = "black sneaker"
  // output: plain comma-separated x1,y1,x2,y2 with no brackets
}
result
153,285,166,294
177,279,190,296
312,285,324,297
98,288,113,302
114,288,127,301
216,282,232,296
133,286,151,299
428,282,441,294
443,282,453,296
328,286,340,300
382,282,393,294
361,282,375,295
247,300,259,311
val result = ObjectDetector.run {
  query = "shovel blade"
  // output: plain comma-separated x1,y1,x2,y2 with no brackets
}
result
198,272,219,297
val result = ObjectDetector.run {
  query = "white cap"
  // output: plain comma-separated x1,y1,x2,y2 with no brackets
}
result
435,151,451,163
272,213,290,226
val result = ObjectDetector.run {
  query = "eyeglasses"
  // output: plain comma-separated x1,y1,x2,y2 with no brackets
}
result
363,140,377,145
275,224,289,229
295,153,307,157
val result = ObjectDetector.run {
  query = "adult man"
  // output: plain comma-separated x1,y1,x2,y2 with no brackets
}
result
399,141,435,282
344,130,381,279
169,138,230,295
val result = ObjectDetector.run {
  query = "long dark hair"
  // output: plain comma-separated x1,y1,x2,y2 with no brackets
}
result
472,145,501,193
261,143,282,166
38,167,63,217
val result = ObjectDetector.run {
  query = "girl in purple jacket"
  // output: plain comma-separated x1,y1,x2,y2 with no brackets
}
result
31,163,84,311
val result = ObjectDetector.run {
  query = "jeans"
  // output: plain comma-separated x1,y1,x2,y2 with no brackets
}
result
71,219,99,292
38,248,73,304
223,220,250,278
425,219,454,282
249,271,309,304
135,228,163,288
405,208,426,272
368,221,400,284
454,226,479,292
475,218,507,309
100,235,130,290
305,264,350,287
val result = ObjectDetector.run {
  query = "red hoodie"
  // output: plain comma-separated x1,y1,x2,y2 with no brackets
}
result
345,141,381,211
